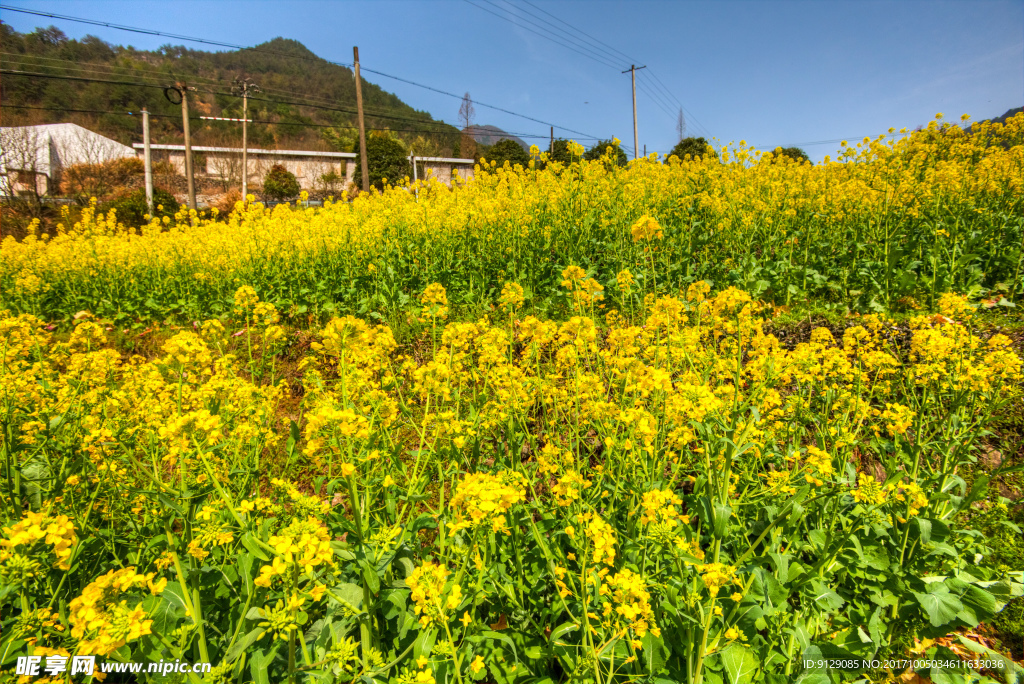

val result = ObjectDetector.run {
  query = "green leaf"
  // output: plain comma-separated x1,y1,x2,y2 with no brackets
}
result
161,581,190,615
641,630,669,674
239,552,255,598
867,607,884,648
225,626,267,663
956,584,997,626
359,560,380,594
549,622,579,645
241,532,270,562
249,644,280,684
330,582,364,611
721,643,759,684
955,634,1024,679
809,581,845,612
913,586,964,628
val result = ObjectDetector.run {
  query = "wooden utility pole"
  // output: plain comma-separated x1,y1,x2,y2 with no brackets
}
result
622,64,646,160
178,83,197,213
142,108,153,216
353,46,369,193
550,126,554,155
232,78,261,201
242,89,249,200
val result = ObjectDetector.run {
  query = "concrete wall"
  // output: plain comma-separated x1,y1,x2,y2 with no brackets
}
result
145,149,472,190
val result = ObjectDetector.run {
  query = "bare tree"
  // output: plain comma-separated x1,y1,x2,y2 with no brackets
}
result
54,126,141,202
0,126,48,214
203,129,244,192
459,92,476,130
459,92,477,158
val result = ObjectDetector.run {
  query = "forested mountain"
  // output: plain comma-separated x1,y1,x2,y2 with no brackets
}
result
0,24,460,153
464,124,528,151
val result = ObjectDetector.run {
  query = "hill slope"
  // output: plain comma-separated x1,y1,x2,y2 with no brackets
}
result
1,24,460,153
464,124,528,151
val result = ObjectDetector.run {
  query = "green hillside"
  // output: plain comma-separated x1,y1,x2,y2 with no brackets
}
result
0,24,460,153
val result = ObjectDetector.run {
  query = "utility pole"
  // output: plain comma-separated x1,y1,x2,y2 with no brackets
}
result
622,64,646,160
233,78,261,201
174,82,198,214
142,107,153,217
550,126,553,155
353,46,369,193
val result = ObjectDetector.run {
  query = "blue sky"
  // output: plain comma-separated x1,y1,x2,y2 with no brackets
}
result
3,0,1023,161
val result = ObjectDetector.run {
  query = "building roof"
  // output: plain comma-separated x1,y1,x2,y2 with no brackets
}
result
1,123,135,176
135,143,356,158
133,143,475,164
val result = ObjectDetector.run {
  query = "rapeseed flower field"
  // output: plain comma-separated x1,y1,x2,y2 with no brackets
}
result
2,114,1024,683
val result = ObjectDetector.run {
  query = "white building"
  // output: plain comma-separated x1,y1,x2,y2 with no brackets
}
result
0,123,135,197
132,143,476,190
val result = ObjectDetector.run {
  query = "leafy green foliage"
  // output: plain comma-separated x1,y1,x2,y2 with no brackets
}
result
353,133,411,192
547,138,582,165
669,136,718,161
99,188,179,227
770,146,810,164
584,138,628,166
482,139,531,169
0,24,458,152
261,164,300,201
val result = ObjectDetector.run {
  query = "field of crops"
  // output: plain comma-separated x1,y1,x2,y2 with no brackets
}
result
2,114,1024,684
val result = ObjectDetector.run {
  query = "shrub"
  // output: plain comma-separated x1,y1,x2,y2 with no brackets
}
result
668,136,718,161
481,138,530,170
353,132,411,192
546,138,583,166
262,164,300,201
584,138,628,166
99,188,179,227
60,157,145,203
769,146,811,164
316,171,347,197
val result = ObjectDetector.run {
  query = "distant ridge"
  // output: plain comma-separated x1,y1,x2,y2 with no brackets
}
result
465,125,528,151
987,106,1023,126
1,24,459,152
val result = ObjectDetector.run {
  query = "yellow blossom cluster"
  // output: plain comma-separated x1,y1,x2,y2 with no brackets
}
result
1,510,77,572
407,562,462,627
599,568,660,639
68,567,166,656
449,470,527,533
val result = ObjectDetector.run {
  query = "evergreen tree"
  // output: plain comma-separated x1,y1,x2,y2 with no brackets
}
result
354,132,411,192
668,137,718,161
583,139,628,166
262,164,300,200
483,139,531,169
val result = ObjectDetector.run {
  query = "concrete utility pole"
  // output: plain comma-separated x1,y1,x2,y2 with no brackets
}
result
353,46,370,193
232,78,261,201
550,126,554,155
622,64,646,160
142,108,153,216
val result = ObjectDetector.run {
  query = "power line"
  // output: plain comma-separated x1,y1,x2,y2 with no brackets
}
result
1,103,565,139
0,5,354,68
519,0,637,68
1,67,173,90
1,3,604,141
464,0,622,70
0,68,459,133
462,0,714,142
0,51,449,126
514,0,709,137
